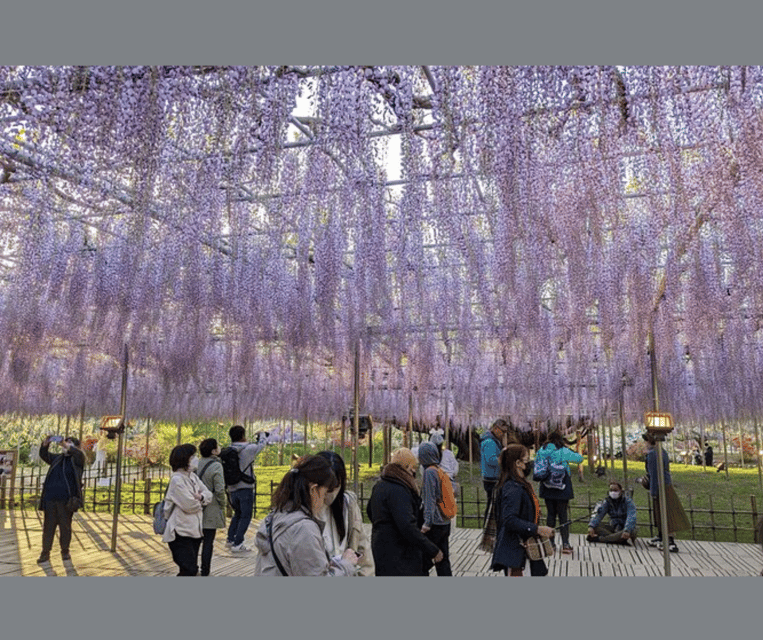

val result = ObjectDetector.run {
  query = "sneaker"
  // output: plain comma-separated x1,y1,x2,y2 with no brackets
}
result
230,543,250,553
562,544,573,555
36,552,50,564
668,542,679,553
224,540,234,548
655,540,664,551
61,551,71,561
647,537,661,547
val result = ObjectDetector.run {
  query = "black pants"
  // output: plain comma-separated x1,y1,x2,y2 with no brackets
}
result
424,523,452,576
168,535,202,576
41,500,74,554
544,499,569,546
200,528,217,576
483,480,497,525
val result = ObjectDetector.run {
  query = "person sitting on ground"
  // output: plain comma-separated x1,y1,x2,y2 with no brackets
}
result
254,455,359,576
586,481,637,545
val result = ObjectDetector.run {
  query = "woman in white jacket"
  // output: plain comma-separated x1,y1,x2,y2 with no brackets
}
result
162,444,213,576
316,451,375,576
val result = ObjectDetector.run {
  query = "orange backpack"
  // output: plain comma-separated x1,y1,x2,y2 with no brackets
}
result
435,466,457,519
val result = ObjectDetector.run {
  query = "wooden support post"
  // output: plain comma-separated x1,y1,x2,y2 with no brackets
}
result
79,402,85,444
721,421,730,480
753,417,762,491
352,341,360,494
111,344,128,553
738,421,745,468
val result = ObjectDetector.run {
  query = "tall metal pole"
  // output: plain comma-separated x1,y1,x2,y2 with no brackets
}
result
111,345,128,553
352,341,360,495
649,330,671,576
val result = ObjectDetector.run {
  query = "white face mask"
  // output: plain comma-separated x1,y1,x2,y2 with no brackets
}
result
324,487,340,506
609,491,621,500
189,456,199,471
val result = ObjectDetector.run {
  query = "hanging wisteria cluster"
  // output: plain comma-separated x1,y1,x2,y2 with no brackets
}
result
2,65,763,429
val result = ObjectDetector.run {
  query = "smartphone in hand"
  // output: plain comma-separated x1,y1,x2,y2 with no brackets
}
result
49,436,64,443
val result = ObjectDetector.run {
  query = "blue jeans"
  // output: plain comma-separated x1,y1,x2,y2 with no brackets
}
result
227,487,254,546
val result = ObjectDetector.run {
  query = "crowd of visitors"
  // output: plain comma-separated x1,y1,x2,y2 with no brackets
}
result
31,419,760,577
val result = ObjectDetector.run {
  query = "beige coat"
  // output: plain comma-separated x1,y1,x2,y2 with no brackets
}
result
196,457,226,530
162,470,213,542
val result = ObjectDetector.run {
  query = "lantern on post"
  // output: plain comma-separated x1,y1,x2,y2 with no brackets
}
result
644,411,674,576
100,415,125,439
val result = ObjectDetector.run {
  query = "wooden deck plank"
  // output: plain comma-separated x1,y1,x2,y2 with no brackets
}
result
2,511,761,577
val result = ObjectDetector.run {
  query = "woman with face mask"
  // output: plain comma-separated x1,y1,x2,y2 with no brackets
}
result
254,455,360,576
491,444,555,576
163,444,213,576
586,481,638,545
315,451,375,575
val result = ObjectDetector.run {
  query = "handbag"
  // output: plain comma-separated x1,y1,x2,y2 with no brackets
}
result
522,535,554,561
65,495,84,514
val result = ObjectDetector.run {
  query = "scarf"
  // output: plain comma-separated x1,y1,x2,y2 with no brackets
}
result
381,462,419,496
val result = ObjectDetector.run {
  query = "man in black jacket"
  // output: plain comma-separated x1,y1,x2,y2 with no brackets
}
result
38,436,85,564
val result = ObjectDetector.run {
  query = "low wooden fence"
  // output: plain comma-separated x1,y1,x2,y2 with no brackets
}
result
3,465,760,544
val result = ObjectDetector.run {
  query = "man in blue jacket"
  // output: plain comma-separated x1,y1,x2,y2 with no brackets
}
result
480,419,508,523
586,481,637,545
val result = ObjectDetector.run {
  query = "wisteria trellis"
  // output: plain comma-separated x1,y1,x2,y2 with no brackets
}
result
2,65,763,430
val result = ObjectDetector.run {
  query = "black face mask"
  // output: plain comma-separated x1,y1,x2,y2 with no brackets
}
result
522,462,533,477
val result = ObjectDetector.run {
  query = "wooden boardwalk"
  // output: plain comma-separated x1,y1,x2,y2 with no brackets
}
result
1,509,760,577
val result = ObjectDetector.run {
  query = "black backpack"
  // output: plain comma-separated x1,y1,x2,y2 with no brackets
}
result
219,446,255,486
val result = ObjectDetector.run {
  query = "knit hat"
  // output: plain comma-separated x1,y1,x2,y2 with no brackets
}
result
391,448,418,474
429,429,444,446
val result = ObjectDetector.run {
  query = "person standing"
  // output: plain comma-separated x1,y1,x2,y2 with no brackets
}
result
366,448,443,576
704,443,714,467
480,419,508,524
491,444,554,576
195,438,226,576
642,432,689,552
253,455,359,576
37,436,86,564
163,444,213,576
418,441,453,576
316,451,375,576
535,429,584,555
223,425,268,552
